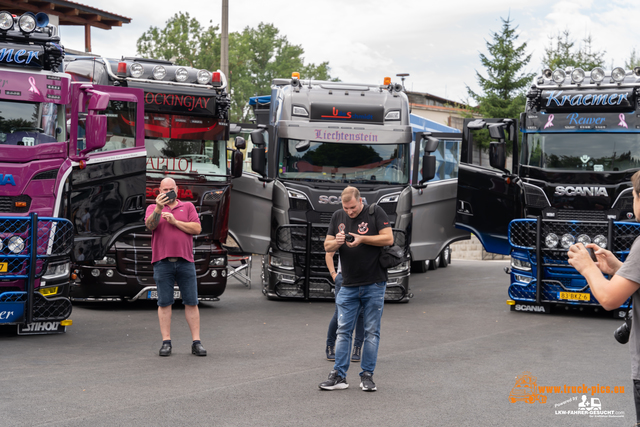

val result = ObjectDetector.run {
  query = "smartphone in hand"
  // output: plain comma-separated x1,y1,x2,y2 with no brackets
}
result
587,247,597,262
165,190,177,202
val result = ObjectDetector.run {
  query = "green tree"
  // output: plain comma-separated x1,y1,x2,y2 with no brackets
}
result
542,30,605,71
467,16,535,152
136,12,220,70
625,48,640,69
137,16,336,122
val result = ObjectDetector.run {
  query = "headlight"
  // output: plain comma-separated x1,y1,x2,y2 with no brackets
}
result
514,274,532,284
611,67,626,83
388,260,410,273
571,68,585,84
577,234,591,246
561,234,575,249
197,70,211,84
18,13,36,33
43,262,70,280
552,69,566,84
175,67,189,82
152,65,166,80
511,257,531,271
7,236,24,253
94,256,116,265
0,12,13,31
593,235,607,249
384,111,401,120
130,62,144,78
545,233,559,248
591,67,605,82
269,254,294,270
210,257,225,266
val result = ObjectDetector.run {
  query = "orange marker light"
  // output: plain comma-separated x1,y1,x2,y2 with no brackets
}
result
292,72,300,79
384,77,391,85
15,202,26,208
79,160,86,169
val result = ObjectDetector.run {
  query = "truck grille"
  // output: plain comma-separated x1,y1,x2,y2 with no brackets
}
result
0,195,31,213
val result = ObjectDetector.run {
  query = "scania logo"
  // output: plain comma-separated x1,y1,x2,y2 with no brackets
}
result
554,186,608,197
319,195,341,205
0,174,16,186
514,304,546,313
318,195,368,205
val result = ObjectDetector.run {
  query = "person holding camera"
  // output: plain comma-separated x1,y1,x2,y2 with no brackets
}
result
319,186,393,392
568,170,640,423
145,178,206,357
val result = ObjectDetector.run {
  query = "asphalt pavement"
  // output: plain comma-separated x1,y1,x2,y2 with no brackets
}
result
0,260,635,427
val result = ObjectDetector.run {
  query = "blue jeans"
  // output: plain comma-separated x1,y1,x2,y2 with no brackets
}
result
334,282,386,378
327,273,364,348
153,258,198,307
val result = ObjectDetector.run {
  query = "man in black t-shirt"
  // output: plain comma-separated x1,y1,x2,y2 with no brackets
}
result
318,186,393,392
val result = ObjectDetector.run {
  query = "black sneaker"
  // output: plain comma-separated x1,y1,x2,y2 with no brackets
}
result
192,342,207,356
351,346,361,362
360,371,377,392
319,370,349,390
159,342,172,357
325,345,335,361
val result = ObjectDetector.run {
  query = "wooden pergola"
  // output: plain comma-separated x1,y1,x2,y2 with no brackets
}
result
0,0,131,52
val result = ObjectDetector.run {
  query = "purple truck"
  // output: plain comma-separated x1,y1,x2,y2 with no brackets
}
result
0,12,147,335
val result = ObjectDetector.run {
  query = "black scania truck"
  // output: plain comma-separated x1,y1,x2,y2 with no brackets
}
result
456,66,640,316
229,74,467,302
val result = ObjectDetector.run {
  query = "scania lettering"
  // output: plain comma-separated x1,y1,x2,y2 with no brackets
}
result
0,13,147,335
456,66,640,314
64,57,244,302
229,73,468,301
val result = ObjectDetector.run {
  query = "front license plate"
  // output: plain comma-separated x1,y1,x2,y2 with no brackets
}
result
558,292,590,301
147,290,181,300
17,321,66,335
0,262,7,272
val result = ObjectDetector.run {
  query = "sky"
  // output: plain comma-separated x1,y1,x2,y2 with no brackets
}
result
57,0,640,106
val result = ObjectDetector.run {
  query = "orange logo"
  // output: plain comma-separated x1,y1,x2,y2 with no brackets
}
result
509,372,547,404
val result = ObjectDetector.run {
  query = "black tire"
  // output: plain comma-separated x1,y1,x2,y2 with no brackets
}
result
411,260,428,273
439,246,450,268
428,255,440,270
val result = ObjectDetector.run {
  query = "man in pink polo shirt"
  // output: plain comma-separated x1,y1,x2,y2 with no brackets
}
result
145,177,206,357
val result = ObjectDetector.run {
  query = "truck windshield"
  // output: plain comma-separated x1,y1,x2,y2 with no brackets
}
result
0,100,63,145
278,139,410,184
522,132,640,172
144,113,227,182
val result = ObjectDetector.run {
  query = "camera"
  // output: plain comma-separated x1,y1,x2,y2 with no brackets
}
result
165,190,177,202
345,234,354,243
614,313,632,344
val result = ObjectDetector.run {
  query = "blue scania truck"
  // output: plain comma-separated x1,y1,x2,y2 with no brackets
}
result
455,66,640,317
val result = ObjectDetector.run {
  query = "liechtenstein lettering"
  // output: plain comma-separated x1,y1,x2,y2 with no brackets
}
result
0,174,16,186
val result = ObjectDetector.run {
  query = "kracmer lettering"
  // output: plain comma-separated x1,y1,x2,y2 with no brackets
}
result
546,90,628,107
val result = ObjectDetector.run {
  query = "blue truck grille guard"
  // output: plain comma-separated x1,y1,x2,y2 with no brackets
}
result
275,224,409,301
0,214,74,324
508,218,640,305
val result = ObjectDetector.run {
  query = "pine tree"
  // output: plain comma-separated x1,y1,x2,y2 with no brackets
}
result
467,16,535,151
542,30,605,71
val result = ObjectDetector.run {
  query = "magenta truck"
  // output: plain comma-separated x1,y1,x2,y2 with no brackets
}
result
0,12,146,335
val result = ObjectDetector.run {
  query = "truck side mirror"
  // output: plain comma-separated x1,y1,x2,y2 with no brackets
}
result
250,129,264,147
420,155,436,184
234,136,246,150
79,113,107,156
489,141,507,173
251,146,266,177
488,123,506,141
424,136,439,153
230,149,244,178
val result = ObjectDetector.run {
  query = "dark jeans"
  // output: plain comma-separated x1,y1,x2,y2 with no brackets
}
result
326,273,364,348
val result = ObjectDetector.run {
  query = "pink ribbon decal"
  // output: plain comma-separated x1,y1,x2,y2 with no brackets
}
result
28,76,40,96
543,114,554,129
618,114,628,129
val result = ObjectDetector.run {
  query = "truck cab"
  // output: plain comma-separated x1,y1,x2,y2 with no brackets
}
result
0,12,147,334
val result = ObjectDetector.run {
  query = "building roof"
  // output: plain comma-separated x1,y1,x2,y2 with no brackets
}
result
0,0,131,30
